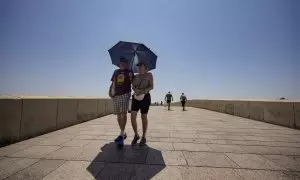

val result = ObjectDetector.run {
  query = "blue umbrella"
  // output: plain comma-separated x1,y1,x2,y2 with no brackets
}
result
108,41,157,73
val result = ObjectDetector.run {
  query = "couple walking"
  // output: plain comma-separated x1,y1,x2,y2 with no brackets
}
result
109,57,153,147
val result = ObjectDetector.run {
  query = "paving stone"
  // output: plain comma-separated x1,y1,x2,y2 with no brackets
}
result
209,139,234,145
5,159,65,180
43,161,104,180
148,132,170,138
239,145,276,154
45,146,83,160
73,135,101,140
178,133,199,139
226,153,284,170
147,150,186,165
0,158,39,179
180,167,243,180
263,155,300,171
98,164,173,180
11,146,60,158
269,147,300,156
38,138,71,146
197,135,219,139
147,142,174,151
148,166,183,180
0,144,30,156
155,137,183,143
173,143,211,152
181,138,211,143
61,139,91,147
216,135,245,141
16,138,46,145
183,151,238,168
95,163,134,180
208,144,246,153
94,144,148,164
235,169,296,180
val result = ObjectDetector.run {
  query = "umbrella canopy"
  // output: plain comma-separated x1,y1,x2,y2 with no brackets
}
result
108,41,157,73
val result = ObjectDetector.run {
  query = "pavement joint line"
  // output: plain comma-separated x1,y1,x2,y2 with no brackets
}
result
223,152,242,169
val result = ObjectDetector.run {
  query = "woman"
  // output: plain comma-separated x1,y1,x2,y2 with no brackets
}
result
130,61,154,146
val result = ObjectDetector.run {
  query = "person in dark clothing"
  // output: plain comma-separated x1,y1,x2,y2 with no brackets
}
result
180,93,187,111
165,91,173,110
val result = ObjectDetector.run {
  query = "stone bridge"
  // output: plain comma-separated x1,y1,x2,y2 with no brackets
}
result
0,98,299,179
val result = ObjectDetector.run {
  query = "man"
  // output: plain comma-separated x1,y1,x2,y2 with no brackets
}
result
165,91,173,110
109,57,133,148
180,93,187,111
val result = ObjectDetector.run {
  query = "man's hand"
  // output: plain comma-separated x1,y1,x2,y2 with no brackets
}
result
109,83,115,98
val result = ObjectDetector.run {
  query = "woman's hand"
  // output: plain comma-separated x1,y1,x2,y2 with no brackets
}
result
134,89,143,96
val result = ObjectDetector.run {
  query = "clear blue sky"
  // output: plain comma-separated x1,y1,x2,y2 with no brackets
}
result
1,0,299,101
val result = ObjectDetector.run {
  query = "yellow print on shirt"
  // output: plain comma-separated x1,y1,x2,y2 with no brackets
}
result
116,74,125,84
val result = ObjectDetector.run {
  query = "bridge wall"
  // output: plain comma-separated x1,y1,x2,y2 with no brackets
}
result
0,98,113,147
174,100,300,130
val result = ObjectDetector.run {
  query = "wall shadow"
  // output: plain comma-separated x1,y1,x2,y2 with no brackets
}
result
87,142,166,179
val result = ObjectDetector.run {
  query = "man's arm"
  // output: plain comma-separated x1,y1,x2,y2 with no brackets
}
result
109,70,116,98
108,82,114,98
171,95,173,101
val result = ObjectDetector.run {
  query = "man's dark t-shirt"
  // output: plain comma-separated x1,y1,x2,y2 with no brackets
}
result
111,69,133,96
165,94,173,101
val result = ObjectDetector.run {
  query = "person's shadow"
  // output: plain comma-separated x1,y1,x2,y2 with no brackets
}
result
87,142,166,179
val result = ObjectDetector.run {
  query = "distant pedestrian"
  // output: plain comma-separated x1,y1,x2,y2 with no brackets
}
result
165,91,173,110
180,93,187,111
161,101,163,106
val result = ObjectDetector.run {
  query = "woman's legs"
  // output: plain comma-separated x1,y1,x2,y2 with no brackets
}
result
131,111,139,136
141,113,148,138
130,98,141,145
140,94,150,145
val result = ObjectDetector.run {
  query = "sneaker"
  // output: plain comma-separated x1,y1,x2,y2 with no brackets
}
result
131,135,140,145
139,137,147,146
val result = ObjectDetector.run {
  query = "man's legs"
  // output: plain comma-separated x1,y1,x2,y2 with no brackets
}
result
114,94,129,142
120,113,127,135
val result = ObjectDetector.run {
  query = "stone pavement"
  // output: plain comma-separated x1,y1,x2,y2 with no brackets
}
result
0,106,300,179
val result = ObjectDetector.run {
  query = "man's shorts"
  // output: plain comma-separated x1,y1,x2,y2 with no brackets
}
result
112,93,131,114
167,100,171,104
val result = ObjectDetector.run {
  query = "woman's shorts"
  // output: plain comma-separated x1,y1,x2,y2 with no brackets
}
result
131,93,151,114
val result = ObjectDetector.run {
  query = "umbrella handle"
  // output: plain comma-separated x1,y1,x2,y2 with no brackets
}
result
130,52,135,72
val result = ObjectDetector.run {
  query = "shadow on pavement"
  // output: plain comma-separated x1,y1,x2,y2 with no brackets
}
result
87,142,166,179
